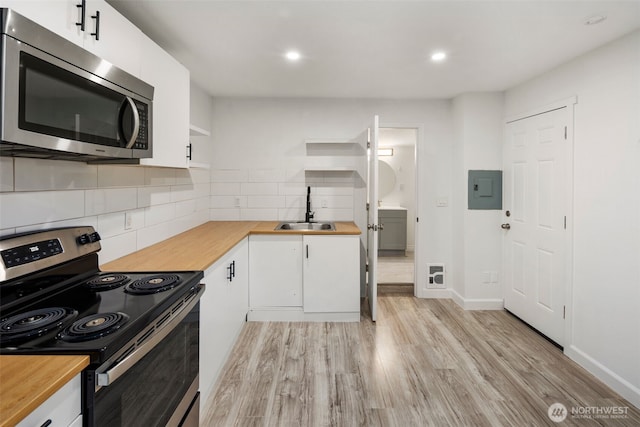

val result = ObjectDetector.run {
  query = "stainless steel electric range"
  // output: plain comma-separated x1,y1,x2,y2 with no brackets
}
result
0,226,204,427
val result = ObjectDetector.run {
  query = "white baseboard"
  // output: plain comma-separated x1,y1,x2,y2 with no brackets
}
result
450,289,504,310
420,288,451,299
248,309,359,322
565,345,640,409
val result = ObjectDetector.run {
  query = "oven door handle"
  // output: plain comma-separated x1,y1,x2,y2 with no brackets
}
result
97,287,202,387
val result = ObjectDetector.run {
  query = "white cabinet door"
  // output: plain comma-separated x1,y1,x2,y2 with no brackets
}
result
83,0,142,77
303,235,360,313
199,238,248,408
139,34,190,168
17,373,81,427
249,235,303,308
1,0,84,47
228,238,249,325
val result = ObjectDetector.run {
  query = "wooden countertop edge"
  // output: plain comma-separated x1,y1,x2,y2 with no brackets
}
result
0,355,90,427
102,221,361,272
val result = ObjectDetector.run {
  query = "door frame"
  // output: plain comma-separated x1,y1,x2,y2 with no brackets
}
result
504,96,576,348
379,122,424,297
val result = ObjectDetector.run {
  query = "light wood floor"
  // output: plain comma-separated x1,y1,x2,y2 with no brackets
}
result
203,295,640,426
378,252,414,284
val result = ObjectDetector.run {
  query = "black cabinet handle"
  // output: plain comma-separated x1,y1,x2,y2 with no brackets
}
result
227,264,233,282
306,244,309,259
231,260,236,278
40,420,52,427
76,0,86,31
91,10,100,40
186,143,192,160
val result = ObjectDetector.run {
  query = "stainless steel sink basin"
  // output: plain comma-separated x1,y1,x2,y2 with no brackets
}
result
275,221,336,231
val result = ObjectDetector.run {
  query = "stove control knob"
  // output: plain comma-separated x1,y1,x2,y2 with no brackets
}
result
77,232,101,245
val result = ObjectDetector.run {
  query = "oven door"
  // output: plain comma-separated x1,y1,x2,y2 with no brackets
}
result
85,300,200,427
1,34,151,160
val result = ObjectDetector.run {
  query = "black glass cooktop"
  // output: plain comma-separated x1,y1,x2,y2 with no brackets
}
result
0,269,203,363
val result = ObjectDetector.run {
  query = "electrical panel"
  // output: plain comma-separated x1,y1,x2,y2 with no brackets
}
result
468,170,502,210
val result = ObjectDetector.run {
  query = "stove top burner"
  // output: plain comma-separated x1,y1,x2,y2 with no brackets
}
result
58,312,129,342
85,274,130,291
0,307,77,344
124,274,182,295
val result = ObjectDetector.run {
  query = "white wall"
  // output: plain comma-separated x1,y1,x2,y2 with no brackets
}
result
0,84,214,266
451,93,504,308
209,97,454,294
505,30,640,407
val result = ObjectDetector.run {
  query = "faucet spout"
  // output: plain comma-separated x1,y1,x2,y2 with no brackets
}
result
305,186,314,222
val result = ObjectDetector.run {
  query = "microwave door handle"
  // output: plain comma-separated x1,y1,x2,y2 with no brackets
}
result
122,96,140,149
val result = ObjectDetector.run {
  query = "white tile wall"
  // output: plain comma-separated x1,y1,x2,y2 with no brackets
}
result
0,158,14,192
0,190,85,229
85,188,138,216
138,186,172,208
209,168,357,222
2,160,211,265
97,165,145,188
14,158,97,191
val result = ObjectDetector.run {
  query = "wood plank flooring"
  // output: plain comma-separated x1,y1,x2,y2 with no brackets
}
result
203,295,640,426
377,252,414,284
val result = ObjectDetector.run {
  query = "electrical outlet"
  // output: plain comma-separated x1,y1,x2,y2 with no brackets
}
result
321,199,328,208
124,212,133,230
234,197,241,207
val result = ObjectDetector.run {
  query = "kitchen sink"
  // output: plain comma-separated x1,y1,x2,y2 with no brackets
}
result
275,221,336,231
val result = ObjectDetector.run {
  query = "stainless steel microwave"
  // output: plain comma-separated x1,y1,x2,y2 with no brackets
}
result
0,8,153,162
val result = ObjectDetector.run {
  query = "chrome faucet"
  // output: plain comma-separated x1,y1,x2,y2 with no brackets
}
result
305,186,315,222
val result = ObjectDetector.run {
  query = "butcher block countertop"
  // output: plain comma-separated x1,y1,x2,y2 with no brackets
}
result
0,221,359,425
102,221,360,272
0,355,89,427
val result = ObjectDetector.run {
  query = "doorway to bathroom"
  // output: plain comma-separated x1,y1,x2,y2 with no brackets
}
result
377,127,417,293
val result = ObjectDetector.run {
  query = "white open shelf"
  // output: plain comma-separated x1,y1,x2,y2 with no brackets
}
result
304,166,357,172
189,124,211,137
305,138,357,144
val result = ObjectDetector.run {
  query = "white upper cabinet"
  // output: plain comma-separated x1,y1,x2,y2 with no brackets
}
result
1,0,84,46
3,0,191,168
139,34,190,168
82,0,142,77
1,1,141,77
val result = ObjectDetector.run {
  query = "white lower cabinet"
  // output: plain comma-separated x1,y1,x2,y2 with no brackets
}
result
199,238,248,410
17,373,81,427
248,234,360,321
303,235,360,313
249,235,302,308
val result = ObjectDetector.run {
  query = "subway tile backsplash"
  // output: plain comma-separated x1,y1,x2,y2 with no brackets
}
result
0,161,357,265
0,158,210,265
209,168,356,223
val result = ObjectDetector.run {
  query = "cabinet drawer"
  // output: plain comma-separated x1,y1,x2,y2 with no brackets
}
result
379,209,407,219
17,374,81,427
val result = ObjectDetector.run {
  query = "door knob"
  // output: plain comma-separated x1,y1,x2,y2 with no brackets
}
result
501,223,511,230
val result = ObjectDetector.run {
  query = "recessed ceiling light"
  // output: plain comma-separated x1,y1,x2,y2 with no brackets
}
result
431,51,447,62
584,14,607,25
285,50,301,61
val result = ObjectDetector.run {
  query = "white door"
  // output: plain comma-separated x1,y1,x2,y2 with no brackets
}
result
503,107,569,345
367,116,380,321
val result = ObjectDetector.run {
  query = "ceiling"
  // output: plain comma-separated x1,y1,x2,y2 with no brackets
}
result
107,0,640,99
